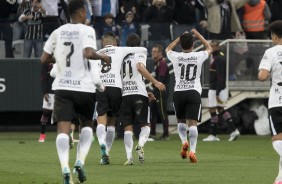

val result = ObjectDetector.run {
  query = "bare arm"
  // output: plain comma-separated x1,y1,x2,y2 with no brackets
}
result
136,62,166,91
165,37,180,53
258,69,269,81
40,52,55,64
83,47,111,65
191,29,213,56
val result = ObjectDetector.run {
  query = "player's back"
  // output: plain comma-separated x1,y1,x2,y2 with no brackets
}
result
167,50,209,94
49,23,97,93
98,46,147,89
121,52,147,97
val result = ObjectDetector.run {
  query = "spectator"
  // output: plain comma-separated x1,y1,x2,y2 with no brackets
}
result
243,0,271,39
13,0,31,41
145,0,173,52
102,13,119,39
19,0,45,58
150,44,170,140
270,0,282,22
92,0,119,38
121,11,137,46
41,0,64,41
172,0,208,39
119,0,140,22
203,0,248,40
0,0,18,58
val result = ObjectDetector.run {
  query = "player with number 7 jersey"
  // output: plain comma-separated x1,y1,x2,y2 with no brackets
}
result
165,29,212,163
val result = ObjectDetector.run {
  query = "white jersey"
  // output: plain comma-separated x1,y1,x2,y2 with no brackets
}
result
44,23,97,93
121,52,148,97
259,45,282,109
97,46,147,89
167,50,209,94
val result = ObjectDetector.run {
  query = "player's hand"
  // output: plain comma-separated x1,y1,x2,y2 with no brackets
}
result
147,92,156,102
44,94,49,102
153,81,166,92
216,96,223,104
191,29,201,38
101,54,111,66
199,20,208,28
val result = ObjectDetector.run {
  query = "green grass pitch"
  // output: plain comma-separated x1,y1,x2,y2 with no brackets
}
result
0,132,277,184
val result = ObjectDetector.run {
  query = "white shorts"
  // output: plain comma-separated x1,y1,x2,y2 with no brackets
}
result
208,88,228,108
42,94,55,110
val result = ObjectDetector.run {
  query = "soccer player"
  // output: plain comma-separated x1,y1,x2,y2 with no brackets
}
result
40,0,110,183
38,63,54,143
121,33,166,165
258,20,282,184
95,33,147,165
202,40,240,142
165,29,212,163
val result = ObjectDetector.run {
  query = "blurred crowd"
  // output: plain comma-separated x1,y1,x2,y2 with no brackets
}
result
0,0,282,59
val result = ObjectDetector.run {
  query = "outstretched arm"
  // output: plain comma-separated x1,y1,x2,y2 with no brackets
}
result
83,48,111,65
136,63,166,92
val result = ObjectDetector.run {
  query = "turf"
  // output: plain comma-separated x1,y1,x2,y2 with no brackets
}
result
0,132,277,184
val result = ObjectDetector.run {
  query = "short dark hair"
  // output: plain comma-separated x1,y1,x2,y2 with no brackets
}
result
210,40,220,46
152,44,163,52
68,0,85,17
126,33,141,47
269,20,282,38
180,32,194,50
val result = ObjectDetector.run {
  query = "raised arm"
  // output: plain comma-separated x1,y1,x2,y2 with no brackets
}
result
191,29,213,56
83,48,111,65
165,37,180,53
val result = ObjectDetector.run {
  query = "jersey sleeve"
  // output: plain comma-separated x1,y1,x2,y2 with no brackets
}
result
43,29,57,55
134,52,147,66
197,51,209,63
166,50,178,63
259,49,272,71
83,27,97,50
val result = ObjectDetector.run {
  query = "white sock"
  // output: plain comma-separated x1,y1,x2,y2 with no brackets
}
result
124,131,133,160
76,127,93,165
178,123,187,144
189,126,198,153
273,141,282,178
56,133,70,171
96,124,106,145
106,126,115,155
138,126,150,148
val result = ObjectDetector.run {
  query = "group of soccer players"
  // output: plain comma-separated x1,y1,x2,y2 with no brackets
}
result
38,0,282,183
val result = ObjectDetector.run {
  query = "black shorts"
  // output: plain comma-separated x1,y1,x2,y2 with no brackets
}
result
120,95,150,127
53,90,96,123
173,90,202,122
96,87,122,117
269,107,282,136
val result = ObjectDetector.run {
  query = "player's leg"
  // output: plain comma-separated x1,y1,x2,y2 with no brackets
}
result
185,90,201,163
95,89,109,164
106,117,116,155
53,90,73,182
269,108,282,184
124,124,134,165
187,119,198,163
218,88,240,141
120,96,134,165
203,89,220,141
73,91,96,183
135,95,150,164
38,109,52,142
173,91,189,159
39,94,54,142
103,87,122,162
